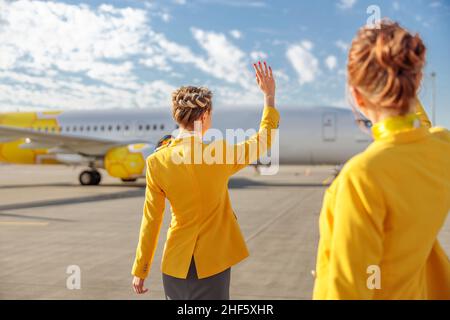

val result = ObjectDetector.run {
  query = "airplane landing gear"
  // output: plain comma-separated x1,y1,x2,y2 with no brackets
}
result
79,170,101,186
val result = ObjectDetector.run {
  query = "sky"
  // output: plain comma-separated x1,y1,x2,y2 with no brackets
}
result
1,0,449,127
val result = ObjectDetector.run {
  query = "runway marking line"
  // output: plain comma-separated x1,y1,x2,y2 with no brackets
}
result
322,175,334,185
0,221,49,226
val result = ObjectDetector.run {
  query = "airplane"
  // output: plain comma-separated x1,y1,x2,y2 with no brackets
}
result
0,106,372,185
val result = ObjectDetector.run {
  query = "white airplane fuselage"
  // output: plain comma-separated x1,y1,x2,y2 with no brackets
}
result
0,106,372,183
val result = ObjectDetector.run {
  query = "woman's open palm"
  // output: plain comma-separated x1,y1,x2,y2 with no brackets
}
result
253,61,275,97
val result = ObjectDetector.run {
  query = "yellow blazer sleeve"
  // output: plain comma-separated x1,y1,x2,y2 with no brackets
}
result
226,106,280,175
131,158,166,279
415,99,432,128
326,166,386,299
425,240,450,299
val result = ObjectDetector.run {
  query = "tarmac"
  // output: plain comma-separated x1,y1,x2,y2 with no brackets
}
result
0,164,449,300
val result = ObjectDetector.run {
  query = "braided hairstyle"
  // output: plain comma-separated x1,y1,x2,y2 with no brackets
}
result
171,86,213,128
348,19,426,114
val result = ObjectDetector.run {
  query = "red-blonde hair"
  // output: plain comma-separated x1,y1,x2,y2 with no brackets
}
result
348,20,426,114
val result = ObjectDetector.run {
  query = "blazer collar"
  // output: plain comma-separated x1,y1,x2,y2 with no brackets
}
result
372,113,429,143
170,130,203,146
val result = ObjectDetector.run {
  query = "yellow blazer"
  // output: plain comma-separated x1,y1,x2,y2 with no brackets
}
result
313,101,450,299
132,106,280,279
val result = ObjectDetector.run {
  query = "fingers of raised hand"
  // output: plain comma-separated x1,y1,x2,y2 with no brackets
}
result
253,62,262,80
263,61,270,77
254,61,273,79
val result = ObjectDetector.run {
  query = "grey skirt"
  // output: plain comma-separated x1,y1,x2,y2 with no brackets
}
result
162,257,231,300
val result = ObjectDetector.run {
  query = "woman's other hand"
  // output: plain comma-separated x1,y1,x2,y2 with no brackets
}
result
132,276,148,294
253,61,276,107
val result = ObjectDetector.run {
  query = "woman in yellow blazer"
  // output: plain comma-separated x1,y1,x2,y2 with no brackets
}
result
313,20,450,300
131,61,279,299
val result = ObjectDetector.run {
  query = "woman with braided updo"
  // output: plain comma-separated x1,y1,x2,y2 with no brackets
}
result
313,20,450,299
131,61,279,299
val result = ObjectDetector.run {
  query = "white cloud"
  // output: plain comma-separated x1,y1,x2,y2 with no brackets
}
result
212,84,260,106
286,41,320,85
139,55,172,72
393,1,400,10
135,81,175,108
250,51,268,61
0,46,17,69
335,40,349,52
0,70,174,110
199,0,267,8
0,0,181,109
338,0,357,9
0,0,146,83
173,0,187,4
0,1,262,110
430,2,441,8
160,12,172,22
190,28,253,88
273,69,289,82
229,29,242,39
300,40,314,50
325,55,337,71
86,61,138,90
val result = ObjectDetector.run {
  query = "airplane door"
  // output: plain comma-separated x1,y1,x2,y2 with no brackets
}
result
322,112,336,142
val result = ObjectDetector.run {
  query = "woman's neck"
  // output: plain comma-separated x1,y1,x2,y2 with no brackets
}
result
178,127,203,138
366,106,413,124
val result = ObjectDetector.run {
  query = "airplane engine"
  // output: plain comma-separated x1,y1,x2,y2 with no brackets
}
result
104,143,155,180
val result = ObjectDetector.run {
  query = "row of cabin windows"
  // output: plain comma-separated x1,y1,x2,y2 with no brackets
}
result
31,124,168,133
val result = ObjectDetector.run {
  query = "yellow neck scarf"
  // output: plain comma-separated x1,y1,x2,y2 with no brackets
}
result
372,113,421,140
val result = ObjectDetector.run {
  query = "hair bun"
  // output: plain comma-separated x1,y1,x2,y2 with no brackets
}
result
348,19,426,113
375,25,425,76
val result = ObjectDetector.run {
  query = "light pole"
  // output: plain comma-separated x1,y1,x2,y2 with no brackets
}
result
430,72,436,125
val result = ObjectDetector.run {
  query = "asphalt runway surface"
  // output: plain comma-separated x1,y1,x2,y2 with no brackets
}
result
0,164,448,299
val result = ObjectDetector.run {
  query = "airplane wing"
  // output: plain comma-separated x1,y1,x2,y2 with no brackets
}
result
0,124,150,156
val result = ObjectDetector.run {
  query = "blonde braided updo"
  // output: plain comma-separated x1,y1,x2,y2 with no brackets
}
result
171,86,213,128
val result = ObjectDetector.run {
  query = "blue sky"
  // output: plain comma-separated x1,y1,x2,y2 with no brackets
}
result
1,0,449,127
